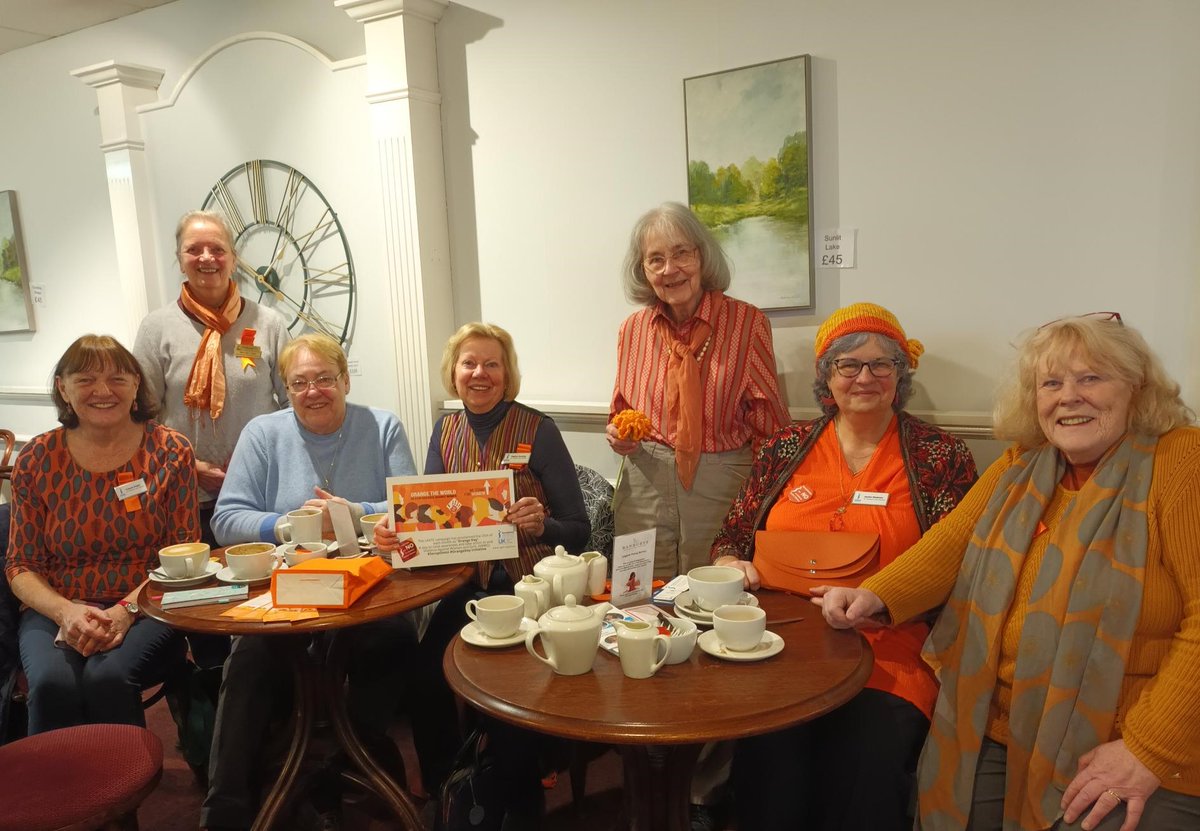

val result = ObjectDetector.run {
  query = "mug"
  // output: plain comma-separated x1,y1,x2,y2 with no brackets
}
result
514,575,551,619
687,565,744,611
158,542,210,578
360,512,387,543
712,605,767,652
279,542,329,567
615,620,670,679
466,595,525,639
278,508,322,545
580,551,607,596
225,542,277,580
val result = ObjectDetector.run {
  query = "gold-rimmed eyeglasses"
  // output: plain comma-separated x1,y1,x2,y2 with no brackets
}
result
1038,311,1123,330
643,246,699,275
287,373,344,394
831,358,900,378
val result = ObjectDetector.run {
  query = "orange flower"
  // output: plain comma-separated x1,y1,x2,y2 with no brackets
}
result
612,409,651,442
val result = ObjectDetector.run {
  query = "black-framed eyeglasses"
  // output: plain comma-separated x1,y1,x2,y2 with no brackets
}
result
831,358,900,378
287,373,344,394
1038,311,1123,330
643,246,699,275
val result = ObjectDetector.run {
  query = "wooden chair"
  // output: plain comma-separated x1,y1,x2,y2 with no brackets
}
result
0,429,14,502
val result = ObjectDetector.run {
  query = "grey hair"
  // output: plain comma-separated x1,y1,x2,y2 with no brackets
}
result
812,332,914,417
620,202,732,306
175,210,237,259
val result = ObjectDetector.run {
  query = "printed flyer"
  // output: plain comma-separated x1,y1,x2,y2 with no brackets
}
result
385,470,519,568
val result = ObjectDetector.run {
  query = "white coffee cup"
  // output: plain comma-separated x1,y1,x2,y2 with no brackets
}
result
278,508,323,545
224,542,277,580
616,620,670,679
466,594,526,639
687,565,745,611
514,575,551,619
279,541,329,567
360,512,387,543
158,542,210,578
580,551,608,596
712,605,767,652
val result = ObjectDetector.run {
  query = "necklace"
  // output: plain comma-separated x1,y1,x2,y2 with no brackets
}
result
830,435,881,532
316,428,345,491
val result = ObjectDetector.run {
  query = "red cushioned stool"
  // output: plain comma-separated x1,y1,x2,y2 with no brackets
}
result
0,723,163,831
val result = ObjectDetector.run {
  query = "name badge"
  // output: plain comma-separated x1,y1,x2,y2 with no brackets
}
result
234,344,263,360
502,452,531,466
114,479,148,500
851,490,889,507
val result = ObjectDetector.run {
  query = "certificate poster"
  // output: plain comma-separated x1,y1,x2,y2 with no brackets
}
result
385,471,519,568
610,528,655,607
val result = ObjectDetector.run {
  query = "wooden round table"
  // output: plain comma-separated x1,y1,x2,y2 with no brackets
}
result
443,589,872,830
139,558,471,831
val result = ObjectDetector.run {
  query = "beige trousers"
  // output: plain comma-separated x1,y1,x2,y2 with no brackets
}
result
614,442,752,580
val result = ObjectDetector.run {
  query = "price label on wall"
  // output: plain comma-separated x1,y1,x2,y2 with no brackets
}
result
819,228,857,268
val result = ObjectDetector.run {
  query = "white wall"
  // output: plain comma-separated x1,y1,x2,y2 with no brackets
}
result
2,0,1199,481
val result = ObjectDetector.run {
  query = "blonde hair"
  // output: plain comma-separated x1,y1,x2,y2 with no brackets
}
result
993,316,1194,449
279,333,348,381
440,323,521,401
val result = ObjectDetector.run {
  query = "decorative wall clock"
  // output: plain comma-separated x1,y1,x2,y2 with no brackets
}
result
202,160,356,344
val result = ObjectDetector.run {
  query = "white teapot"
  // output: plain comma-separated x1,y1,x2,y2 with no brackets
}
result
532,545,589,605
525,595,612,676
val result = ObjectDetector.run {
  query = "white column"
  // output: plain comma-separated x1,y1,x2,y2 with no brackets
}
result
71,61,165,344
337,0,454,453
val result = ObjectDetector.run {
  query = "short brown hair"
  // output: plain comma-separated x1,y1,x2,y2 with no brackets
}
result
279,333,349,381
52,334,157,427
993,315,1194,448
440,323,521,401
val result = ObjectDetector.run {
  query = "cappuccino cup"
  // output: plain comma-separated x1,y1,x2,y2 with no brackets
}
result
712,605,767,652
158,542,210,578
466,595,525,639
687,565,744,611
225,542,277,580
360,512,387,543
278,508,322,545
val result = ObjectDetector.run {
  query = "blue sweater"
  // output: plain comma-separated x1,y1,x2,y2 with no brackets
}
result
212,404,416,545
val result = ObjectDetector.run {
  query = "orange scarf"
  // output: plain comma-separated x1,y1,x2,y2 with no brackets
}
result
181,280,240,420
657,291,722,490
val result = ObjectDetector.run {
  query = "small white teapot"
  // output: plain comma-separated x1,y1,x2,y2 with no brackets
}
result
525,595,612,676
532,545,589,606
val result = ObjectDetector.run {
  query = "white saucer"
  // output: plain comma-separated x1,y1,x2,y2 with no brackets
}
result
215,563,278,586
698,630,784,662
673,590,759,622
149,560,221,587
460,618,537,648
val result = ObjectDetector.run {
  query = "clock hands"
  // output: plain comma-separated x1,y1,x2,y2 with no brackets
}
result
235,261,342,341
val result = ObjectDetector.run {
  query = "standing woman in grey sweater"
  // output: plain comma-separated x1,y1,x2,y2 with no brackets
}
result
134,210,290,545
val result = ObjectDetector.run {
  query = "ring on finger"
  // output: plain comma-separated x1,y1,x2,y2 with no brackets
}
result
1105,789,1125,802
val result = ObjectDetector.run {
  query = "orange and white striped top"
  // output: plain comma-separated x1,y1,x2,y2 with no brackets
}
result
611,291,788,453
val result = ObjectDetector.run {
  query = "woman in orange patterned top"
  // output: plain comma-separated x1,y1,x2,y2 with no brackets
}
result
5,335,199,733
608,202,789,579
818,314,1200,831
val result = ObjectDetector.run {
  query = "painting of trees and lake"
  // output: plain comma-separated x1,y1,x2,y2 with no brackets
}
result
684,55,814,311
0,191,36,333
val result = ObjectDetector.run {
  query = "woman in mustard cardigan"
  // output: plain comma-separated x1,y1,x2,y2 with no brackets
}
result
817,313,1200,831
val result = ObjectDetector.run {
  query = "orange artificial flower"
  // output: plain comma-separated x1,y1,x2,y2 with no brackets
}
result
612,409,651,442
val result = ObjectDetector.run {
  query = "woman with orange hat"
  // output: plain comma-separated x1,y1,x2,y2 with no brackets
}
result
711,302,978,831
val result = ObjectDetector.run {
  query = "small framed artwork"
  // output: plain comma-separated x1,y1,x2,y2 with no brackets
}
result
0,191,36,333
684,55,815,311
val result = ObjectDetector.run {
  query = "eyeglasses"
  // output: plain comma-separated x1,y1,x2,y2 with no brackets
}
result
831,358,900,378
287,373,343,394
1038,311,1123,330
643,246,699,275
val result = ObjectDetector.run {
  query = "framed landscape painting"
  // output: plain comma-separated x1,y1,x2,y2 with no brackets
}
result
684,55,814,311
0,191,35,333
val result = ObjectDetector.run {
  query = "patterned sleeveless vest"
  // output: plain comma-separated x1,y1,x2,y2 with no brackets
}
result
438,403,553,583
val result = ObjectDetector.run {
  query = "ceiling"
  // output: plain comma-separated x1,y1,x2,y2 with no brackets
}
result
0,0,176,57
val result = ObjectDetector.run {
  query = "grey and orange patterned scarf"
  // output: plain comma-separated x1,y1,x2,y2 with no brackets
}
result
917,433,1154,831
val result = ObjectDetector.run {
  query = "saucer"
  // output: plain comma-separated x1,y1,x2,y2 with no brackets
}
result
460,618,537,649
673,590,758,622
216,562,278,586
149,560,220,588
698,630,784,662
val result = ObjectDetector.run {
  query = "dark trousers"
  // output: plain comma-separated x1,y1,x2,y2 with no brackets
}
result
733,687,928,831
17,608,184,734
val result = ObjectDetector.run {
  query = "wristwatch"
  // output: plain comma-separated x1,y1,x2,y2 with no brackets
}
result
117,599,141,618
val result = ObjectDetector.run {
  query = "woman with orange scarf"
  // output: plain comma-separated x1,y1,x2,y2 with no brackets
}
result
608,202,789,580
134,211,290,544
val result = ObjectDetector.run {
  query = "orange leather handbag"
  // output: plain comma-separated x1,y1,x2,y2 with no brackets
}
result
752,530,881,596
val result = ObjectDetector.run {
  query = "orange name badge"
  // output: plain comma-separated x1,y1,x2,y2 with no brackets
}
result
114,471,144,513
503,443,533,470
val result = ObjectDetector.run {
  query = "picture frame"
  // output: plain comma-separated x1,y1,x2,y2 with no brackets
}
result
684,55,815,311
0,191,36,333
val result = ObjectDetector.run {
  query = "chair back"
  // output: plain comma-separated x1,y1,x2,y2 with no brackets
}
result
574,465,615,557
0,430,13,470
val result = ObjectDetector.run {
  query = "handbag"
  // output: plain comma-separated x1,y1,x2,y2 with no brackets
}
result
752,530,881,596
436,727,504,831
